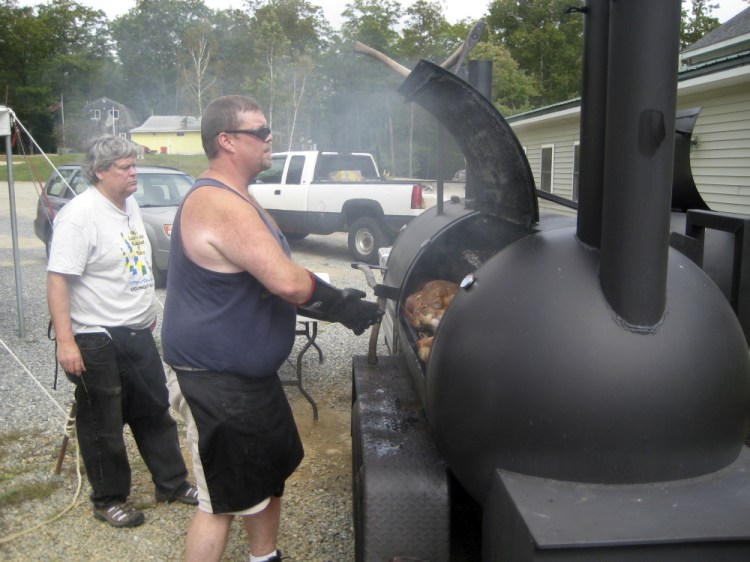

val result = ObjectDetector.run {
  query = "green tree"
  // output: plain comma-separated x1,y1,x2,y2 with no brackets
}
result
0,0,112,151
244,0,328,150
395,1,470,177
398,0,461,63
680,0,720,49
111,0,213,118
341,0,402,51
470,41,539,115
486,0,583,106
334,0,405,169
179,20,219,115
248,0,327,54
0,3,52,92
209,9,254,97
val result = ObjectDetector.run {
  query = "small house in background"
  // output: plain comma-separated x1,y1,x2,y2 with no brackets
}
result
129,116,202,155
82,97,138,140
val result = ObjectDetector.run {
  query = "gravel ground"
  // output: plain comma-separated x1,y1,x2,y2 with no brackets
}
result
0,181,388,561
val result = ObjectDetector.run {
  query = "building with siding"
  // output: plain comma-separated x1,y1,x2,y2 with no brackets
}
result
507,7,750,215
128,115,202,155
82,97,138,141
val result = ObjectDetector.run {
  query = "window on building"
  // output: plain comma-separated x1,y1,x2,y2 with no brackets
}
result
91,109,101,120
572,143,580,202
540,145,554,193
109,109,120,120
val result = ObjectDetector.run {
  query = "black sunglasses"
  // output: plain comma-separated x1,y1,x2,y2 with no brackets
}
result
222,127,272,141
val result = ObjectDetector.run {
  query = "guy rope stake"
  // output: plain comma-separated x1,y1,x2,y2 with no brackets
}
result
55,401,77,475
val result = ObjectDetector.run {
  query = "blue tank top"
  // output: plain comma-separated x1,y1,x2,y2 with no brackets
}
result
161,178,296,377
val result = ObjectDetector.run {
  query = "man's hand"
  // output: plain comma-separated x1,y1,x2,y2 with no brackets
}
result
335,289,383,335
297,275,384,335
48,272,85,376
57,339,85,376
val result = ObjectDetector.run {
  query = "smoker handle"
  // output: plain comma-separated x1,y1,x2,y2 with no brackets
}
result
351,262,400,300
351,262,385,289
352,262,393,364
355,20,485,77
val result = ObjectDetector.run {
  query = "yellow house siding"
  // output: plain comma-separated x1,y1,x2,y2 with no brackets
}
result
130,131,203,155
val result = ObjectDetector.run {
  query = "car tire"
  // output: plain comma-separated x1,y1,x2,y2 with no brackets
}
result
348,217,387,265
284,232,309,240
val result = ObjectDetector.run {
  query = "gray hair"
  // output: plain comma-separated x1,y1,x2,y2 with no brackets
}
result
82,135,138,185
201,95,263,159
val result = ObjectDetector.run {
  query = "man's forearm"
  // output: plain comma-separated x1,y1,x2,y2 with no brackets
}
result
48,272,86,375
47,272,75,345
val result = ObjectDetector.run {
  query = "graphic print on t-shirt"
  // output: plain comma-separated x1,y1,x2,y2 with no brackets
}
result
121,229,153,293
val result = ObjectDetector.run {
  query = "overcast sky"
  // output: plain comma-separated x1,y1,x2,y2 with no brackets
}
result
16,0,490,27
16,0,749,28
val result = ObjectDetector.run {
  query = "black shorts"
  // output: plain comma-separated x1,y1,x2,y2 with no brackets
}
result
173,369,304,514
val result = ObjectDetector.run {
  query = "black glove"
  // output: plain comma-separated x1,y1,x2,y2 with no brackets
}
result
297,274,383,335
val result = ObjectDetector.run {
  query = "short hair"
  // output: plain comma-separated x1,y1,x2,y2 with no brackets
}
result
201,95,263,159
82,135,138,185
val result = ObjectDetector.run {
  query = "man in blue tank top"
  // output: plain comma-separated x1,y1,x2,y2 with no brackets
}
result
162,95,381,562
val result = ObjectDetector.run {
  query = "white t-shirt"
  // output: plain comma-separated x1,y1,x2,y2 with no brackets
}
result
47,187,156,334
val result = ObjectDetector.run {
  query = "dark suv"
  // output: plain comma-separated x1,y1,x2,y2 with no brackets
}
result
34,164,194,286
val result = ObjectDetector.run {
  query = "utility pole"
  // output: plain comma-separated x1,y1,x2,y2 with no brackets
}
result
60,93,65,148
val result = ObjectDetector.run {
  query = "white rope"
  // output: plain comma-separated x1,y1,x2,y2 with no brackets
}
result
0,437,83,544
8,107,63,173
0,335,67,417
1,111,156,543
9,107,75,200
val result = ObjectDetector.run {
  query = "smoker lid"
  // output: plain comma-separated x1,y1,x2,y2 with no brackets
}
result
672,107,709,212
398,60,538,227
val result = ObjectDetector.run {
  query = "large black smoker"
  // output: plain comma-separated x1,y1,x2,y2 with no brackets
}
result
351,1,750,560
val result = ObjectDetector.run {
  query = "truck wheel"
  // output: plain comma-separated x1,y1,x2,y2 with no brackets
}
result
284,232,309,240
348,217,386,264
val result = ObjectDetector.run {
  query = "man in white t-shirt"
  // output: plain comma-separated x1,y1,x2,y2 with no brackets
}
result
47,135,197,528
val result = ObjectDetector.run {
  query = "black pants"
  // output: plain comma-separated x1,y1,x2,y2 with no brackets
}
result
68,328,188,507
174,369,304,513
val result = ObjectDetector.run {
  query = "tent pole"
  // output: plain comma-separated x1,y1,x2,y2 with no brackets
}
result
2,108,27,338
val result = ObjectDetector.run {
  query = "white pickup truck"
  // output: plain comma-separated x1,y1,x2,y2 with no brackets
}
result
249,151,429,263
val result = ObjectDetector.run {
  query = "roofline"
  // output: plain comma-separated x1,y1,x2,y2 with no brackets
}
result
508,52,750,129
506,103,580,127
681,32,750,58
678,50,750,89
130,115,201,133
130,127,202,133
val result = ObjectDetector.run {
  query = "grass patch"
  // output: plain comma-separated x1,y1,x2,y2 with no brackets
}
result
0,479,62,508
0,430,24,447
7,153,209,182
0,429,63,508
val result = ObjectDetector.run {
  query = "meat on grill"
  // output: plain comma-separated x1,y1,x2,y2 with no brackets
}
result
404,280,459,362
